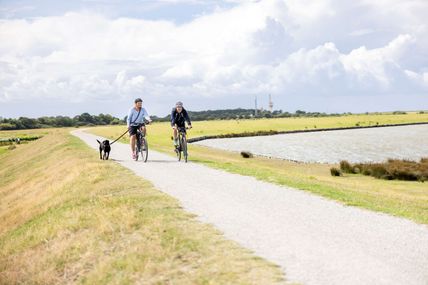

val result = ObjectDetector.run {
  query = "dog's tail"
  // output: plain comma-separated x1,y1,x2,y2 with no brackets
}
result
96,139,101,144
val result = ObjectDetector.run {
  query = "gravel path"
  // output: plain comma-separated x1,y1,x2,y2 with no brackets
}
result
72,130,428,285
195,124,428,163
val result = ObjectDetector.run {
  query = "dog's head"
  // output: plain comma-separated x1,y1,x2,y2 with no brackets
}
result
97,139,110,146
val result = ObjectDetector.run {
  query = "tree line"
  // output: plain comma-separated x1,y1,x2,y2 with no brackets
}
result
152,108,346,122
2,109,404,130
0,113,124,130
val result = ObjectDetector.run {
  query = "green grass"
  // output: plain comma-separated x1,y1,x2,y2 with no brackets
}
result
90,113,428,224
0,146,8,156
0,128,49,139
0,129,283,284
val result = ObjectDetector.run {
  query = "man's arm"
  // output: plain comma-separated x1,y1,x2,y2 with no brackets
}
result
171,109,176,127
183,109,192,126
142,108,151,122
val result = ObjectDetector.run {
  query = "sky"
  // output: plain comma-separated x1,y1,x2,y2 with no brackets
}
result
0,0,427,118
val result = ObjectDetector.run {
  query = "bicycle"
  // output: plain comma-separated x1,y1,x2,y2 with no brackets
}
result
135,122,149,162
175,126,190,163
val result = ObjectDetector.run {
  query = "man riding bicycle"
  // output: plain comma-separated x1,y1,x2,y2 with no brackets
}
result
127,98,152,160
171,101,192,150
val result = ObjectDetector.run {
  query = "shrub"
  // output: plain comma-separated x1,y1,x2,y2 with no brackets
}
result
352,163,363,174
330,167,342,176
240,151,253,158
362,168,372,176
337,158,428,182
340,160,354,173
370,164,388,178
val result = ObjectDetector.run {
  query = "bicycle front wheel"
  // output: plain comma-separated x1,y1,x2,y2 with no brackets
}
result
140,137,148,162
177,134,182,162
181,135,188,163
135,135,140,161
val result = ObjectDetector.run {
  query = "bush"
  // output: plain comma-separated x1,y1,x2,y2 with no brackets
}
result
337,158,428,182
240,151,253,158
352,163,363,174
330,167,342,176
370,164,388,178
340,160,354,173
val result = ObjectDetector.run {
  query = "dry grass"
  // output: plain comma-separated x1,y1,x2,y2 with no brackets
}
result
0,129,284,284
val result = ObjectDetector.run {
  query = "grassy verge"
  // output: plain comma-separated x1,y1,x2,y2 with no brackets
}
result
0,129,283,284
90,113,428,224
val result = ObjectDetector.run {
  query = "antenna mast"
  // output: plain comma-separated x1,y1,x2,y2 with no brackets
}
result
269,94,273,113
255,96,258,117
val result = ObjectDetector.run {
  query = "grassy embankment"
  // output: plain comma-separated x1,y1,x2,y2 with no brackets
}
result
0,128,283,284
0,129,49,156
91,112,428,224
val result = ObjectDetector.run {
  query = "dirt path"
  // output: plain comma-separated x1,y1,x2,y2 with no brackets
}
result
72,130,428,285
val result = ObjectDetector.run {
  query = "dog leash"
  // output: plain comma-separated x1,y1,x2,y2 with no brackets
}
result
110,129,129,145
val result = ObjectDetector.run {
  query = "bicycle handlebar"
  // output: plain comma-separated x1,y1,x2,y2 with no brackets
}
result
174,124,191,129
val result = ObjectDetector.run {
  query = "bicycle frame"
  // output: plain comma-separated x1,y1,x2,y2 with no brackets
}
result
135,124,149,162
176,126,189,162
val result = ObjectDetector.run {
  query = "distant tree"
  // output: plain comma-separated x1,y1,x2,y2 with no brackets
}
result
0,123,16,130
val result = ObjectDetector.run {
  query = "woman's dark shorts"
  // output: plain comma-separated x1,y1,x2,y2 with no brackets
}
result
128,124,144,136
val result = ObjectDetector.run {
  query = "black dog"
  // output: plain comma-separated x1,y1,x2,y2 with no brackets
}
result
96,139,111,160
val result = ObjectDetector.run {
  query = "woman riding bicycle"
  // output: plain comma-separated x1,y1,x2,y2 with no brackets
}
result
127,98,152,160
171,101,192,150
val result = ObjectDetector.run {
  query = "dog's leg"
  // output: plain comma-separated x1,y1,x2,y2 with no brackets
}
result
106,151,110,160
100,149,103,160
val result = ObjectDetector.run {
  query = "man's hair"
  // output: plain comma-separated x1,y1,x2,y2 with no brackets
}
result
135,98,143,103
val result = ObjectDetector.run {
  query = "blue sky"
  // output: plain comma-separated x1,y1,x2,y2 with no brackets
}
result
0,0,427,118
0,0,237,23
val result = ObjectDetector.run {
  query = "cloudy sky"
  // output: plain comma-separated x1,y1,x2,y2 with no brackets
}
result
0,0,427,118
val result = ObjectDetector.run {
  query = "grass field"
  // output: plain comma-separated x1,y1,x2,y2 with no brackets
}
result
0,129,48,157
0,128,49,139
0,129,283,284
90,112,428,224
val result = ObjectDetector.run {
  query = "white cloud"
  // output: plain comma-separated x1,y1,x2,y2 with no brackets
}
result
349,29,374,37
340,34,414,87
0,0,427,114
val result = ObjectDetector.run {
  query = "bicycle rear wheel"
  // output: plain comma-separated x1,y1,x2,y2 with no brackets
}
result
140,137,148,162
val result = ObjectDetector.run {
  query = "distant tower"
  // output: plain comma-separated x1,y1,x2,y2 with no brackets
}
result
269,94,273,113
255,96,258,117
